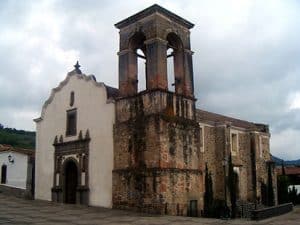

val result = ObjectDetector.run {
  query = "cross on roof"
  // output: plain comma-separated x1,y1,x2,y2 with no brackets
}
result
74,61,82,74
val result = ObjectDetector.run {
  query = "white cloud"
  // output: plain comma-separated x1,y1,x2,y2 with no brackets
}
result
0,0,300,159
271,128,300,160
289,92,300,110
0,107,39,131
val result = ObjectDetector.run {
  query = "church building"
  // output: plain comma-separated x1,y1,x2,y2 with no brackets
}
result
34,5,277,216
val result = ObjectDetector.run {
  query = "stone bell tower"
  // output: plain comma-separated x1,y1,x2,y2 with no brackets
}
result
113,4,203,216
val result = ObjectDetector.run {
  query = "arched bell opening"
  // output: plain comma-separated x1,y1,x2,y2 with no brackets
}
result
136,49,146,92
166,33,185,95
128,32,147,93
167,48,175,92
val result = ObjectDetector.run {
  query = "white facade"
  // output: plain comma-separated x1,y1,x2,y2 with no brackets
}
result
0,151,28,189
35,71,115,207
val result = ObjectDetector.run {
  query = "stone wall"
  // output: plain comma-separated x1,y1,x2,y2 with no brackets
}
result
235,132,251,201
115,90,195,123
198,122,276,209
0,184,27,198
201,126,226,200
113,92,202,215
251,203,293,220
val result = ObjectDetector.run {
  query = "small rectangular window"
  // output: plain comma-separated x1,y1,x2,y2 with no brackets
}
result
66,109,77,136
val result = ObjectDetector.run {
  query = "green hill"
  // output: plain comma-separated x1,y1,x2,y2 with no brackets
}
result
0,124,35,149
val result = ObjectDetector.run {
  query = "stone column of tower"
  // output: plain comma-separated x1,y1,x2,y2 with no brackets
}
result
112,4,203,216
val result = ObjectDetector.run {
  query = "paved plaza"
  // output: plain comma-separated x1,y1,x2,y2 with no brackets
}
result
0,194,299,225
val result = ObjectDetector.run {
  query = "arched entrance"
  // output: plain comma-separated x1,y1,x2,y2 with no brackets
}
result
1,164,7,184
64,160,78,204
52,135,90,205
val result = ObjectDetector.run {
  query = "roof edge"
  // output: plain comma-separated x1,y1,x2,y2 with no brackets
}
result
35,71,114,123
0,144,34,156
115,4,194,29
196,108,269,132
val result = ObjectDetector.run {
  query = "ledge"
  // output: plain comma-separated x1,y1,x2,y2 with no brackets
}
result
251,203,293,220
113,167,202,175
0,184,32,199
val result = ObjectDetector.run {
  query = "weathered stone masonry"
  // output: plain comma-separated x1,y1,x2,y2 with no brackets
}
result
197,110,277,208
113,5,203,215
112,4,277,216
113,91,203,215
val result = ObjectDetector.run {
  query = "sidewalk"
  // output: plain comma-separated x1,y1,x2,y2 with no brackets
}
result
0,193,299,225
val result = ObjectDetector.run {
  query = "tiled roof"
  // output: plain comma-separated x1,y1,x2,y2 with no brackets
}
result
276,166,300,176
0,144,34,156
196,109,269,132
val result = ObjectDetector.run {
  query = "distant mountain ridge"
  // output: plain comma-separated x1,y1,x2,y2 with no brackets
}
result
272,155,300,166
0,124,35,149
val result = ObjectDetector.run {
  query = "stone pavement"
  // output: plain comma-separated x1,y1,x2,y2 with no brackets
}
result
0,194,299,225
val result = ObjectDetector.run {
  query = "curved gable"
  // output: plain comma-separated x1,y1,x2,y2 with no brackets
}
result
34,70,116,123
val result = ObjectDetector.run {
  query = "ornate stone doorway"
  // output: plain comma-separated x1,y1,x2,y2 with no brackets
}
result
64,160,78,204
51,130,90,205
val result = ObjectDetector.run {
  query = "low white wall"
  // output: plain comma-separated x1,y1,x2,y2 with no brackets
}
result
0,151,28,189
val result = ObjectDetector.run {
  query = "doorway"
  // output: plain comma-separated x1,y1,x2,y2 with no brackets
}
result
188,200,198,217
1,164,7,184
64,160,78,204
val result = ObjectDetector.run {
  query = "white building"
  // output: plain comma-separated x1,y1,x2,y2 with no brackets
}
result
34,65,117,207
0,144,34,198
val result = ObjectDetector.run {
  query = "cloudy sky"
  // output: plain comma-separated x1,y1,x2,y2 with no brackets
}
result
0,0,299,160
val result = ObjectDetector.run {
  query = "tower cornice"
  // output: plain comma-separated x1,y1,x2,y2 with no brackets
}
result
115,4,194,29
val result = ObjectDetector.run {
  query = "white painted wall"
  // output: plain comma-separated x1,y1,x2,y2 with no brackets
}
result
35,72,115,207
0,151,28,189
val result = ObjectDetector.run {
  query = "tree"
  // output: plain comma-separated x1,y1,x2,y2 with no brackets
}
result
288,186,298,205
203,163,214,217
277,175,289,204
281,160,286,175
228,153,237,218
277,161,290,204
267,162,275,206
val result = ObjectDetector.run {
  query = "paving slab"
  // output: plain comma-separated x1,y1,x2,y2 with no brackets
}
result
0,193,299,225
